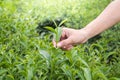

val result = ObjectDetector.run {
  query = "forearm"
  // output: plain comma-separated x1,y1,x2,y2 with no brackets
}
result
83,0,120,39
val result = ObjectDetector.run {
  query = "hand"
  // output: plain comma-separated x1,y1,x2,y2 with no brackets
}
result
53,27,88,50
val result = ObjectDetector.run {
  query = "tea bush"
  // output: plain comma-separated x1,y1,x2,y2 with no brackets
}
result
0,0,120,80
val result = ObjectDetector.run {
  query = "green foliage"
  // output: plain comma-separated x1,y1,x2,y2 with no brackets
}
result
0,0,120,80
55,27,62,42
44,26,62,43
44,19,67,43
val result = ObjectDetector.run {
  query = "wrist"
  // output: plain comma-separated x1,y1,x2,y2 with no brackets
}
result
78,28,90,43
81,18,104,40
82,27,91,40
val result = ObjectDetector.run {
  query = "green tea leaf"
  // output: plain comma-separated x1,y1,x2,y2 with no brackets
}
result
109,77,120,80
6,75,14,80
58,19,68,27
93,68,108,80
53,20,58,28
44,26,56,33
39,49,50,60
55,27,62,42
27,67,33,80
81,67,92,80
0,69,7,75
79,57,89,68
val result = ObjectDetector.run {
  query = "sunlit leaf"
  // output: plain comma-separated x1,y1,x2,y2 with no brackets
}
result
55,27,62,42
81,67,92,80
53,20,58,28
79,57,89,68
58,19,68,27
39,49,50,60
27,67,33,80
44,26,56,33
6,75,14,80
0,69,7,75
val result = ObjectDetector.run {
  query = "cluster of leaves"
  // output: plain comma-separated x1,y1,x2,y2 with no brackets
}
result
0,0,120,80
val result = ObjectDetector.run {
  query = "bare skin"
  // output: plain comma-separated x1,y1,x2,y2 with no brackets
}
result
53,0,120,50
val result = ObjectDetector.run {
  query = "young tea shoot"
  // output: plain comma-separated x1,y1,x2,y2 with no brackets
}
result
44,19,67,43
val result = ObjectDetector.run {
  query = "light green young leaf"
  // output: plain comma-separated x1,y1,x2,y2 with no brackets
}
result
6,75,14,80
94,68,108,80
55,27,62,42
104,52,116,61
27,67,33,80
61,65,72,78
79,57,89,68
44,26,56,33
0,69,7,75
81,67,92,80
58,19,68,27
96,73,108,80
53,20,58,28
39,49,50,60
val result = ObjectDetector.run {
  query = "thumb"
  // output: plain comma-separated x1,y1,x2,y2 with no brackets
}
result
57,37,73,48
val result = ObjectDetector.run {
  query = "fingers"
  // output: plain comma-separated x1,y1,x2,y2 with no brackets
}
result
52,39,73,50
61,45,73,50
57,37,73,48
52,28,67,48
52,27,75,50
52,39,57,47
60,29,67,41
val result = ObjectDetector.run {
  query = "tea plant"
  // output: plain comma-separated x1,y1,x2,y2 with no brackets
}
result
44,19,67,43
0,0,120,80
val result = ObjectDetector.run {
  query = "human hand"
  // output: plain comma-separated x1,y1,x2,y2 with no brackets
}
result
53,27,88,50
